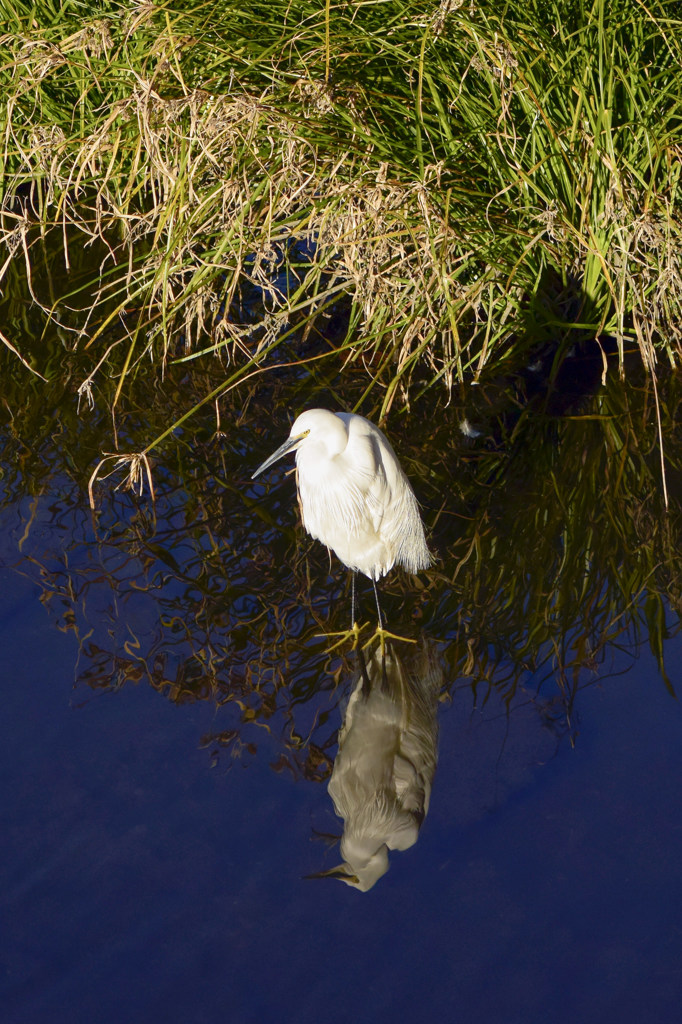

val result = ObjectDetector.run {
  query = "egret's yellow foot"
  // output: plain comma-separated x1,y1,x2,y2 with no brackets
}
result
317,621,367,652
362,626,418,654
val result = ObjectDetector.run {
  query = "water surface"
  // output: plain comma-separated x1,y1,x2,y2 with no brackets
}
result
2,358,681,1023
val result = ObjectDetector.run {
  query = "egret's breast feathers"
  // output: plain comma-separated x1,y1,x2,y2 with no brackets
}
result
296,436,388,542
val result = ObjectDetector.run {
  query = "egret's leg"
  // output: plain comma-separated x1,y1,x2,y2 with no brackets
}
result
371,577,384,630
365,576,417,652
319,571,365,651
349,570,363,647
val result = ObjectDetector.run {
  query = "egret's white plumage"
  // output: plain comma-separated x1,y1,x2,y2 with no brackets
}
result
313,643,441,891
252,409,431,581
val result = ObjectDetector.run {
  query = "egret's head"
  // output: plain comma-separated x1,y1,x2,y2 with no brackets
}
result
251,409,346,479
305,844,390,892
290,408,349,459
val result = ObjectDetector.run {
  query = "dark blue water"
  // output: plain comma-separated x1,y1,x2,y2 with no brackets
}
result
3,555,681,1024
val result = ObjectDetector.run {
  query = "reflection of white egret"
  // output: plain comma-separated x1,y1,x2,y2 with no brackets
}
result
310,642,441,891
251,409,431,631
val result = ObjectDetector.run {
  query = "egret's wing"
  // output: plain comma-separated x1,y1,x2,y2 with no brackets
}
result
369,428,432,573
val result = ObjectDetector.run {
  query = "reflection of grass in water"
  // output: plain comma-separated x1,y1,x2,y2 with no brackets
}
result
433,370,682,722
2,356,680,762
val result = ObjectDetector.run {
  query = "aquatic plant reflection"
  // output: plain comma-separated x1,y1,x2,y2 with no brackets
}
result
1,348,681,763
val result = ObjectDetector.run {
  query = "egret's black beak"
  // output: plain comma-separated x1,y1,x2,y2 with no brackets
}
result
251,430,309,479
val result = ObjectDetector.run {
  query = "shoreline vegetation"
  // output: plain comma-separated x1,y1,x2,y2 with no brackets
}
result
1,0,681,435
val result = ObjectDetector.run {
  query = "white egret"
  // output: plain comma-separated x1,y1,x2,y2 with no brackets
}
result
309,642,441,891
251,409,431,634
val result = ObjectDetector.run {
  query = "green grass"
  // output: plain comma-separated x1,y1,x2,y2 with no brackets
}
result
1,0,681,434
